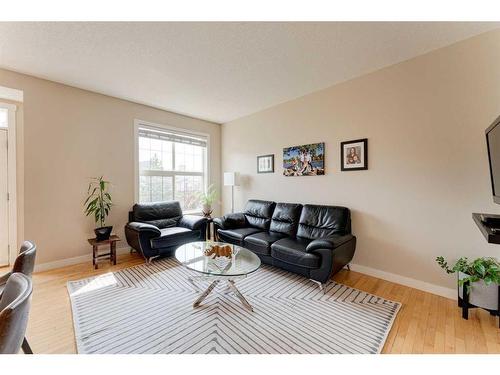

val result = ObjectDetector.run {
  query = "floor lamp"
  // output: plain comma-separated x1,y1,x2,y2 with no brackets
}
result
224,172,239,213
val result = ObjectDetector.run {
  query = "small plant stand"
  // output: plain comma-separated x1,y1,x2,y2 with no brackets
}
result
205,217,214,240
88,235,120,270
458,281,500,328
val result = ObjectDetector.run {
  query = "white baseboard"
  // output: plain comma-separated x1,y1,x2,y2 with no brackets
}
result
34,249,456,300
350,263,456,300
34,246,134,273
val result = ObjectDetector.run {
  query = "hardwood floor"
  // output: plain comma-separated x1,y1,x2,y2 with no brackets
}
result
25,253,500,354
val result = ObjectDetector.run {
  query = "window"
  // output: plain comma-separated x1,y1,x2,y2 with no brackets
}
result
136,123,208,212
0,109,7,128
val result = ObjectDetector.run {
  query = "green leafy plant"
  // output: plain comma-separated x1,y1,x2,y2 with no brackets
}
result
84,176,112,228
198,184,217,206
436,256,500,291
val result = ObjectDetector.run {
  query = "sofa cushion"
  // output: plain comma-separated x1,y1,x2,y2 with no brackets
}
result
133,202,183,223
214,213,246,230
271,237,320,269
269,202,302,236
178,215,207,231
296,204,350,240
217,227,263,244
150,227,198,249
244,231,287,256
142,218,178,229
243,200,276,229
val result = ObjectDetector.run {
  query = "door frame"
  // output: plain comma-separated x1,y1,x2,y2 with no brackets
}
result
0,102,17,266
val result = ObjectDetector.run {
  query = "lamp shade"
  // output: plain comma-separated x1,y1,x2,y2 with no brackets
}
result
224,172,239,186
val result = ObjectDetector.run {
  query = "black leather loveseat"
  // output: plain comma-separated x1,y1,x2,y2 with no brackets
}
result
213,200,356,285
125,201,207,262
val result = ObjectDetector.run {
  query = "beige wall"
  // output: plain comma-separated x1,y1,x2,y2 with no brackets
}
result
221,30,500,290
0,69,221,265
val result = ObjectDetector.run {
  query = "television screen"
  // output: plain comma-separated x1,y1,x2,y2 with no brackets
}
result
486,116,500,203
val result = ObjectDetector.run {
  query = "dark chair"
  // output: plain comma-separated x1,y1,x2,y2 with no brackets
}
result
214,200,357,288
0,273,33,354
125,201,208,262
0,241,36,353
0,241,37,297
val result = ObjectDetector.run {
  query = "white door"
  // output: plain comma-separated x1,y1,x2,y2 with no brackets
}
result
0,129,8,266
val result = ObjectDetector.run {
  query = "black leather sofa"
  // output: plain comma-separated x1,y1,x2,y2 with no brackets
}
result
125,201,207,262
213,200,356,285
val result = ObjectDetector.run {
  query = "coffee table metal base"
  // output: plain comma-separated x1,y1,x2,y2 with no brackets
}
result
188,275,254,312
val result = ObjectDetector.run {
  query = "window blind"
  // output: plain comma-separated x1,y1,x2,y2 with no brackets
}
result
138,127,207,147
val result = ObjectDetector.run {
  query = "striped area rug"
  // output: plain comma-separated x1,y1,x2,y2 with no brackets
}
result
67,258,401,354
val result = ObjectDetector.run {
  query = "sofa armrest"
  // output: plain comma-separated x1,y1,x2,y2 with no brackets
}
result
125,221,161,235
306,234,354,252
178,215,207,230
0,271,11,288
125,222,162,259
213,213,246,230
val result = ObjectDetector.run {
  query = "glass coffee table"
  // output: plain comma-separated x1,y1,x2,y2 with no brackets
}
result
175,241,261,312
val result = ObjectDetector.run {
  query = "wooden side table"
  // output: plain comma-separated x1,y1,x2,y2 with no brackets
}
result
88,235,121,270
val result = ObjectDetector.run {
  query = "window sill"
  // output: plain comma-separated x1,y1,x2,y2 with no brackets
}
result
184,210,203,216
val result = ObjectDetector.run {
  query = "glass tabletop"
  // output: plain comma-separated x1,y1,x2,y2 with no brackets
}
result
175,241,261,276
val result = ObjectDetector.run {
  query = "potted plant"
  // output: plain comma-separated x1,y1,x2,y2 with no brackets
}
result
436,256,500,311
198,184,217,217
84,176,113,241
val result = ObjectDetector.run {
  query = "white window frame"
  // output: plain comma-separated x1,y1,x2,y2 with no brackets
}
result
0,102,17,266
134,119,210,214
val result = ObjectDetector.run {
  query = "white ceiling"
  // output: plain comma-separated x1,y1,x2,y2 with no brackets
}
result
0,22,498,123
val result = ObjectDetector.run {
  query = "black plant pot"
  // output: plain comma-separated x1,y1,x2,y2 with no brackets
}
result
95,226,113,241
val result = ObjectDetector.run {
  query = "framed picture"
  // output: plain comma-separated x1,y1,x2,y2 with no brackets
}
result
257,154,274,173
283,142,325,176
341,138,368,171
